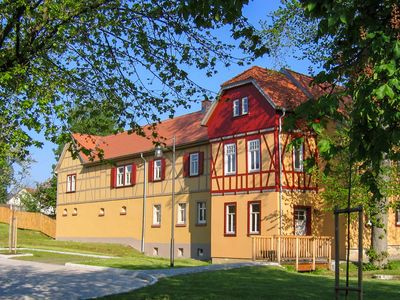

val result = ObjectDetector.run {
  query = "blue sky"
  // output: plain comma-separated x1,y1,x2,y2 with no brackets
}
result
26,0,314,186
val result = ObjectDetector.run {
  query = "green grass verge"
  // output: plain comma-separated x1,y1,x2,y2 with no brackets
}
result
0,223,207,269
100,266,400,300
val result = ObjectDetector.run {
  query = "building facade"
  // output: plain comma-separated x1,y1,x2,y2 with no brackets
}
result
55,66,400,261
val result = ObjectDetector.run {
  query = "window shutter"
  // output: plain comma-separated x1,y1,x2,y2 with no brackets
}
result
148,160,154,182
199,152,204,175
161,158,166,180
131,163,137,185
110,167,116,188
183,153,189,177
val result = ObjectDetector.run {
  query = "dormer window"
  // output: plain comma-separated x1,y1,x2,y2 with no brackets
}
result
233,99,240,117
242,97,248,114
232,97,249,117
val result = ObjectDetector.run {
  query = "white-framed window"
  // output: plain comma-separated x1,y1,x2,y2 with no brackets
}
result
233,99,240,117
153,204,161,226
154,159,162,181
66,174,76,192
248,139,260,172
177,203,187,225
249,202,261,234
242,97,249,114
117,166,124,186
224,143,236,175
190,153,199,176
197,202,207,224
116,165,133,187
293,144,304,171
225,203,236,235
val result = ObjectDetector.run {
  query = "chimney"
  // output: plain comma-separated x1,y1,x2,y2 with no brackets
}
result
201,99,212,113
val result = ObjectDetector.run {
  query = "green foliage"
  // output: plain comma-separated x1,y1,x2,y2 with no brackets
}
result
0,0,266,162
366,248,389,268
31,176,57,216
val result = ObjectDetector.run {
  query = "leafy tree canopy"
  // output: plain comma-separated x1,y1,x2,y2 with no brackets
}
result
264,0,400,198
0,0,267,161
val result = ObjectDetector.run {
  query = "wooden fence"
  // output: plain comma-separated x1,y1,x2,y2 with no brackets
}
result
0,206,56,238
252,235,332,270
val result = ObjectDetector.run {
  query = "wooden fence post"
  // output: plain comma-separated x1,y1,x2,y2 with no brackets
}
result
295,237,299,271
277,236,281,264
312,237,316,271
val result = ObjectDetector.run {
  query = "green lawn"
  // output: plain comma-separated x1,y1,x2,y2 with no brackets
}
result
0,223,207,269
100,266,400,300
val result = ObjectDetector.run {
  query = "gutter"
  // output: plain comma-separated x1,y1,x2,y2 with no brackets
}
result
278,108,286,236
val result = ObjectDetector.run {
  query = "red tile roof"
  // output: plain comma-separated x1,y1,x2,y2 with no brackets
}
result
73,66,331,163
72,111,208,163
221,66,331,110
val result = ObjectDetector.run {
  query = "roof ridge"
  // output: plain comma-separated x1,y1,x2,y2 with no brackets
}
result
73,110,205,139
221,65,264,86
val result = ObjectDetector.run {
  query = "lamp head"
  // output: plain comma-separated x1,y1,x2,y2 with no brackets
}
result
154,145,163,158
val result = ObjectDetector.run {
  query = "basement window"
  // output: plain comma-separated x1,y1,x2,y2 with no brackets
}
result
153,247,159,256
98,208,105,217
62,209,68,217
72,208,78,216
178,248,184,257
120,206,127,215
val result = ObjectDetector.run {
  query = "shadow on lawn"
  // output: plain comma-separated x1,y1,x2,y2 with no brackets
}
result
100,267,400,300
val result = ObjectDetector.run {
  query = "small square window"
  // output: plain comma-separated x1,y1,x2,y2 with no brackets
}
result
197,248,204,257
178,248,184,257
120,206,127,215
153,247,159,256
62,208,68,217
72,208,78,216
98,208,105,217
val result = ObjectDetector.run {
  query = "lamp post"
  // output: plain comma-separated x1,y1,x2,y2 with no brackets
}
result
154,135,176,268
140,153,147,254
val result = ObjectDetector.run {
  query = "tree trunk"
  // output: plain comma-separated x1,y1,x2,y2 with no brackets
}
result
370,158,390,268
371,197,388,268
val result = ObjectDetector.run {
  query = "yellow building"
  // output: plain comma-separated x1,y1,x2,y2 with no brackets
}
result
55,66,400,263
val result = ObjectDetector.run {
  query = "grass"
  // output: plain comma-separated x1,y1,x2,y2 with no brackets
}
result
100,266,400,300
0,223,207,269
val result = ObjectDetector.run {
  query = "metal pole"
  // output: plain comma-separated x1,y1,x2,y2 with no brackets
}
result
358,206,363,300
170,136,176,267
140,153,147,254
335,207,340,300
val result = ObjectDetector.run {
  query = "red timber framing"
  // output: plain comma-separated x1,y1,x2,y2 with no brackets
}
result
280,133,318,191
210,129,277,195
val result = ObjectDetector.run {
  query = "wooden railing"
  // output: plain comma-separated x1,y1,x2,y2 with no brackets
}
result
252,235,332,270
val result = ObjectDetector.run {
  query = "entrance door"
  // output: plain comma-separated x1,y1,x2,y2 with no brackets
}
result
294,207,311,236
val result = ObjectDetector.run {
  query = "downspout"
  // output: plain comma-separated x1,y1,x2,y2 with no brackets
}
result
278,108,286,236
140,153,147,253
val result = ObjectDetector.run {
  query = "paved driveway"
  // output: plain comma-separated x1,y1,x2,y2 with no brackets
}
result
0,257,264,299
0,258,149,299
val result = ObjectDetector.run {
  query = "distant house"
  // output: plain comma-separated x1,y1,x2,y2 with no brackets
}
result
7,188,36,210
